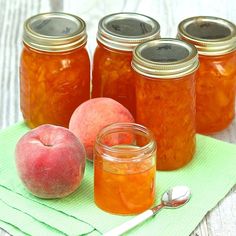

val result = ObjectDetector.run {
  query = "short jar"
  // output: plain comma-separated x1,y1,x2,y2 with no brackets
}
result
94,122,156,215
132,39,199,170
20,12,90,128
92,13,160,118
177,16,236,134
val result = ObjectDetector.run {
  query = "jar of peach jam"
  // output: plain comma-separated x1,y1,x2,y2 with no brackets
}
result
20,12,90,128
132,39,199,170
92,13,160,118
177,16,236,134
94,123,156,215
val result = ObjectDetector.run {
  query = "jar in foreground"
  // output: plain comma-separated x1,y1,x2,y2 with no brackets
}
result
20,12,90,128
94,123,156,215
177,16,236,134
92,12,160,118
132,39,199,170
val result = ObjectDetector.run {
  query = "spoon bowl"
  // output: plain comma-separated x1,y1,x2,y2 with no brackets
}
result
161,185,191,208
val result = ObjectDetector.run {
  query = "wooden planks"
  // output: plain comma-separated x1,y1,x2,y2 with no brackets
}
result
0,0,235,235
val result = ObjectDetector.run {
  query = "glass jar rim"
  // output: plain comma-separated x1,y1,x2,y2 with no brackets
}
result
95,122,156,162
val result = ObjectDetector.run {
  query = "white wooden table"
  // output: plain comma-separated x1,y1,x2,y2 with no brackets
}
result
0,0,235,235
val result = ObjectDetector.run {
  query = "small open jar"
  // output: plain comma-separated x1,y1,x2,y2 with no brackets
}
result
20,12,90,128
94,123,156,215
177,16,236,134
92,13,160,118
132,39,199,170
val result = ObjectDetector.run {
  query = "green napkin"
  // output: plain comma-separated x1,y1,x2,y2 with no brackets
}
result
0,122,236,236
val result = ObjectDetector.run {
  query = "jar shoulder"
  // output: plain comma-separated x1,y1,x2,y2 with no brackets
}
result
21,45,90,65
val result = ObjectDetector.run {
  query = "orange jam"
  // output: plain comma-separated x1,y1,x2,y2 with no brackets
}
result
20,12,90,128
92,13,160,118
94,123,156,215
132,39,199,170
94,154,156,214
135,73,196,170
20,45,90,128
177,16,236,134
92,45,136,116
195,52,236,133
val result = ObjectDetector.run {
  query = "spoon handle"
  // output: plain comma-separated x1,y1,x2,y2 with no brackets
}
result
103,204,163,236
103,210,153,236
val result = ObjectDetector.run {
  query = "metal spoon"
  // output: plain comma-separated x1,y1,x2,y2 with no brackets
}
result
103,186,191,236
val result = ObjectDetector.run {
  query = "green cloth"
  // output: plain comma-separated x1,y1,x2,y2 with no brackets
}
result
0,122,236,236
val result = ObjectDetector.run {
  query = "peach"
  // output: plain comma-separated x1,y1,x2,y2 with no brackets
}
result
69,98,134,161
15,124,86,199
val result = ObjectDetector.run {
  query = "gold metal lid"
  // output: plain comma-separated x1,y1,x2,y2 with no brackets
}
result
132,38,199,79
23,12,87,52
97,12,160,51
177,16,236,56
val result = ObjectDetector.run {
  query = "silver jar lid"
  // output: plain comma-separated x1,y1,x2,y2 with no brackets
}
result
132,38,199,79
97,12,160,51
177,16,236,56
23,12,87,52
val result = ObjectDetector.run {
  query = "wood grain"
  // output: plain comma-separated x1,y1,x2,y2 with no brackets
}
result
0,0,235,235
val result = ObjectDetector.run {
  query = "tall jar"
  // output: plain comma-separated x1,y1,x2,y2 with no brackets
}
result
94,122,156,215
20,12,90,128
92,13,160,118
132,39,199,170
177,16,236,134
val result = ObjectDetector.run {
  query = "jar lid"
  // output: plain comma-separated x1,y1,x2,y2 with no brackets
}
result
177,16,236,56
97,12,160,51
23,12,87,52
132,38,199,79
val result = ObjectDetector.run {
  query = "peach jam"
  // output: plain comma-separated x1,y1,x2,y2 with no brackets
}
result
94,123,156,215
178,16,236,134
132,39,199,170
20,13,90,128
92,13,160,118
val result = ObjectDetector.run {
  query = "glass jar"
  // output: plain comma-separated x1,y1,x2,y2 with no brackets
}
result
177,16,236,134
20,12,90,128
94,123,156,215
132,39,199,170
92,13,160,118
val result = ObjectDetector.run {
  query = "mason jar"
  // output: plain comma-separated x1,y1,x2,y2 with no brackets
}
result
20,12,90,128
92,12,160,118
94,122,156,215
177,16,236,134
132,39,199,170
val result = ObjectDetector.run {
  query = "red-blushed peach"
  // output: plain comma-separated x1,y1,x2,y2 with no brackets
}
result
15,124,86,199
69,98,135,161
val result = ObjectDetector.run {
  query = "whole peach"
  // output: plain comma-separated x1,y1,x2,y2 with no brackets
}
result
69,98,134,161
15,124,86,199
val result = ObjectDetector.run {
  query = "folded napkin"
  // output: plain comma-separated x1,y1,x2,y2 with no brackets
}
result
0,122,236,236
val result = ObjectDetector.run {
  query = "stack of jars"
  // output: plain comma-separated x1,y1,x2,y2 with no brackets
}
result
20,12,236,214
20,12,236,170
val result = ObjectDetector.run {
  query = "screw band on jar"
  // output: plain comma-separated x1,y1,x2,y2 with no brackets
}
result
97,12,160,51
177,16,236,56
132,38,199,79
23,12,87,52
